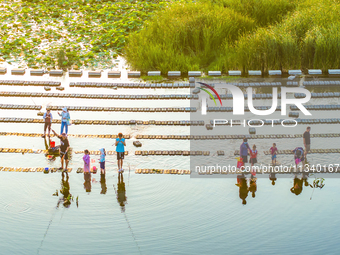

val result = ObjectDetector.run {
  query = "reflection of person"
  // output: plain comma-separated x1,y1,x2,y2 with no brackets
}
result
84,172,92,192
100,173,107,194
115,133,126,173
52,130,70,172
83,150,90,173
290,176,303,195
58,107,70,134
303,127,311,160
269,173,277,185
270,143,278,165
58,172,71,208
236,175,248,205
302,173,309,187
293,147,305,170
248,177,257,198
117,172,127,212
239,138,250,168
43,109,53,138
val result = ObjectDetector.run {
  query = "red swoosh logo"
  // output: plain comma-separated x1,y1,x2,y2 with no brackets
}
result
197,82,223,106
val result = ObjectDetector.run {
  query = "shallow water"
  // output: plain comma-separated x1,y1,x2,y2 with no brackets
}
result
1,73,340,254
1,172,340,255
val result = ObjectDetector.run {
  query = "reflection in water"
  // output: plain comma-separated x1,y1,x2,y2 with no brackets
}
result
113,173,141,253
290,173,311,196
249,177,257,198
236,174,248,205
84,172,92,193
116,173,127,212
58,172,72,208
236,174,257,204
269,173,277,185
100,174,107,194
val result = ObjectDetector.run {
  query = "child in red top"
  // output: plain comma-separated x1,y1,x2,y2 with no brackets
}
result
270,143,278,165
249,145,258,166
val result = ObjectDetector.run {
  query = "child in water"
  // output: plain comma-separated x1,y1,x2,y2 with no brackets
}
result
249,145,258,176
83,150,90,173
270,143,278,165
99,148,106,175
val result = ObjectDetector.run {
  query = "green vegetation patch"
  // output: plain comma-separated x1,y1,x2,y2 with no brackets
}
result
125,0,340,73
125,1,255,73
0,0,175,69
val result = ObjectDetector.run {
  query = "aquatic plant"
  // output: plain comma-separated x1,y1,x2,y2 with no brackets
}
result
0,0,174,69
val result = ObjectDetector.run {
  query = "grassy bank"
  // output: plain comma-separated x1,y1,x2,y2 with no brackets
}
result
2,0,339,72
125,0,340,73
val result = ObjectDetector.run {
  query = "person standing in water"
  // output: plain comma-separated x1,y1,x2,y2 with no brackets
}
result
303,126,311,160
58,107,70,134
83,150,90,173
99,148,106,175
270,143,278,165
293,147,305,171
239,138,250,168
115,133,126,173
43,109,53,138
52,130,70,172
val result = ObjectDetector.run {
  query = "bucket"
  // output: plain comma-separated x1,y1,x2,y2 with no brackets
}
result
92,166,97,174
50,141,55,147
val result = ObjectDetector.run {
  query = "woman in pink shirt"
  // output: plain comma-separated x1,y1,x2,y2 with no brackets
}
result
83,149,90,173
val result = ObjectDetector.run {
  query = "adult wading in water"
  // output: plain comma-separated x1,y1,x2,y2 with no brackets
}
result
42,109,53,138
52,130,70,172
58,107,70,134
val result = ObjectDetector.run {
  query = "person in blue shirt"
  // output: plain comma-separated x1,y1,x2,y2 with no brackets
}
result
240,138,250,167
115,133,126,173
58,107,70,134
43,109,53,138
99,148,106,175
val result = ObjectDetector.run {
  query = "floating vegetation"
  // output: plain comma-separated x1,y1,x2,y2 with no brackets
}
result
0,0,175,69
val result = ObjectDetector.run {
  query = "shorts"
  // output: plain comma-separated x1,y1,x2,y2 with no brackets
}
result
117,152,124,160
305,144,310,152
60,151,68,160
241,155,248,163
250,158,257,164
100,162,105,169
44,122,51,132
271,154,277,160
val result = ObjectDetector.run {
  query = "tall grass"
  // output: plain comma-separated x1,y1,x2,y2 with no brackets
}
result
124,1,255,73
210,0,298,26
125,0,340,73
